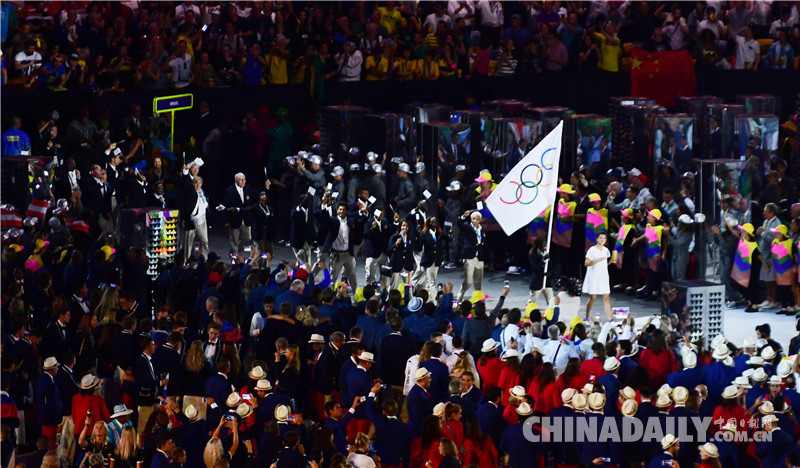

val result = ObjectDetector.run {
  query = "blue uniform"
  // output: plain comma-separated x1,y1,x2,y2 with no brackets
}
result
597,373,621,416
406,384,434,438
344,366,372,419
756,428,793,468
702,361,737,404
35,373,61,426
648,452,676,468
366,395,409,466
477,401,506,448
419,358,449,403
1,128,32,157
500,422,540,468
666,367,704,390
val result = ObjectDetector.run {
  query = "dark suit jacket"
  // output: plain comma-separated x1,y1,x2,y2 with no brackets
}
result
150,450,171,468
458,218,487,261
40,320,72,365
152,343,182,396
125,177,149,208
477,401,505,447
388,233,416,272
420,230,448,267
366,395,410,465
321,213,366,255
290,206,315,248
252,203,276,242
363,217,392,258
35,374,61,425
406,384,434,438
54,366,80,416
419,359,450,403
222,184,258,226
135,353,157,406
501,423,541,468
379,333,413,386
178,173,199,230
80,177,112,217
313,342,340,394
204,373,234,407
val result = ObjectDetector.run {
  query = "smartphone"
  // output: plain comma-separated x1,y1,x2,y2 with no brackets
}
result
109,283,117,288
261,253,268,258
601,458,611,463
452,300,458,305
437,283,443,290
224,414,235,421
201,24,208,32
160,400,167,406
504,280,510,287
589,374,596,382
376,281,381,287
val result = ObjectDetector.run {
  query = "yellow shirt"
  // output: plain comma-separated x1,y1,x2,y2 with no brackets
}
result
265,52,288,85
416,59,439,80
593,32,621,72
176,34,195,60
365,55,389,81
393,58,416,80
377,7,402,36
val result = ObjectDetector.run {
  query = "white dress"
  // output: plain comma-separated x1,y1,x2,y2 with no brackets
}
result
582,245,611,295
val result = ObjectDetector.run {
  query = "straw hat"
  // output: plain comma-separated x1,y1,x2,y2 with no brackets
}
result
776,360,793,378
657,384,673,397
275,405,290,422
255,379,272,392
414,368,431,381
761,346,777,361
661,434,679,450
712,345,730,360
43,357,59,370
481,338,500,353
733,376,752,389
762,414,779,426
742,368,756,379
359,351,375,363
110,404,133,419
248,366,266,380
561,389,577,404
721,386,740,399
620,387,636,401
698,442,719,458
308,334,325,344
768,375,783,386
711,334,727,348
603,357,620,372
588,393,606,411
683,352,698,369
433,403,447,417
747,356,765,367
184,404,198,421
80,374,100,390
621,399,638,417
501,349,520,361
510,386,526,398
516,402,532,416
722,421,738,432
656,394,672,409
759,400,775,415
226,392,243,408
673,387,689,404
571,393,588,411
752,368,768,382
533,344,546,356
236,403,253,419
582,383,595,394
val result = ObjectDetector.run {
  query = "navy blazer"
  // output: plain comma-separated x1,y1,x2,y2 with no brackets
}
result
205,373,234,407
666,367,704,390
756,428,793,468
313,342,340,394
446,395,475,420
596,373,621,416
419,230,448,268
324,412,352,455
549,406,579,465
35,374,62,425
580,413,611,464
461,385,483,410
419,358,449,403
134,354,157,406
363,217,392,258
152,343,182,396
222,184,258,226
54,366,79,416
406,384,434,438
257,392,294,425
344,367,372,419
150,450,171,468
458,217,487,261
617,356,638,383
477,402,505,447
366,395,409,466
321,213,366,255
290,206,315,248
338,358,357,404
500,423,540,468
388,232,416,272
379,333,413,387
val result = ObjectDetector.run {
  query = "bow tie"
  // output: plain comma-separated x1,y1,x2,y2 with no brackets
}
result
208,341,217,346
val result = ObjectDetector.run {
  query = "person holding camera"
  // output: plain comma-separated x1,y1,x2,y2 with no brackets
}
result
202,414,239,468
336,40,363,82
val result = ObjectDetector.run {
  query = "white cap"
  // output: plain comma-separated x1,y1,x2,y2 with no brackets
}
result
768,375,783,386
415,162,425,173
759,400,775,414
398,163,411,173
310,155,323,165
331,166,345,177
236,402,253,418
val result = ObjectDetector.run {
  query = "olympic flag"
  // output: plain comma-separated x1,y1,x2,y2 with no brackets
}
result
485,121,563,236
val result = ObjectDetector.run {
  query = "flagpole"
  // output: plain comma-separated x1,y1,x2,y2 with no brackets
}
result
542,187,558,291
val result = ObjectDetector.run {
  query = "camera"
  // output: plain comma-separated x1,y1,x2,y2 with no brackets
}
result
552,275,582,297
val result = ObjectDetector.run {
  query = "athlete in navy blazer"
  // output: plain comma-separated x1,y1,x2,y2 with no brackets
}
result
419,356,449,403
477,388,505,447
366,386,409,467
406,374,434,438
500,413,541,468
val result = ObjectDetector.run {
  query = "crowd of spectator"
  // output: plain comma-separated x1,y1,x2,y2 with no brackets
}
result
2,1,800,99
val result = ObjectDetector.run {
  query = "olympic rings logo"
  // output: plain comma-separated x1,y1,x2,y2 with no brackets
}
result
499,147,557,205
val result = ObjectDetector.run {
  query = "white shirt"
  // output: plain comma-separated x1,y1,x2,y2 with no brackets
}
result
169,53,192,87
734,36,760,69
192,190,208,226
337,50,363,81
499,323,519,352
14,50,42,76
235,185,244,203
478,0,503,27
448,0,474,23
403,354,420,395
423,12,454,31
543,339,579,375
205,340,218,361
332,216,350,251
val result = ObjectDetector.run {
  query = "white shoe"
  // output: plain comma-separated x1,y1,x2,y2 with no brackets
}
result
758,300,771,308
765,302,781,310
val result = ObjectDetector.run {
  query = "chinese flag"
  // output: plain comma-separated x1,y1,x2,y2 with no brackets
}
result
630,48,696,107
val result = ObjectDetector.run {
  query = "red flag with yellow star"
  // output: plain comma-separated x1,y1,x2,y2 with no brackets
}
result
630,48,696,107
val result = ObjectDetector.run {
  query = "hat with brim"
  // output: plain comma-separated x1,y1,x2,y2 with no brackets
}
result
414,368,431,381
43,356,59,370
501,349,520,361
572,393,587,410
712,345,730,360
738,223,755,236
777,360,792,378
742,337,756,348
481,338,500,353
589,193,602,203
762,414,779,426
557,184,575,194
308,334,325,344
752,368,767,382
236,403,253,419
621,208,634,219
603,357,620,372
657,384,673,397
533,344,546,356
768,375,783,386
226,392,243,408
185,404,199,421
673,386,689,404
516,402,532,416
510,385,526,398
722,421,738,432
249,366,266,380
469,290,488,303
275,405,290,422
656,394,672,409
683,351,698,369
759,400,775,415
647,209,662,221
433,402,447,417
621,399,638,417
733,376,752,389
588,393,606,410
721,385,739,399
761,346,776,361
475,171,492,183
699,442,718,458
111,404,133,419
80,374,100,390
407,296,424,313
359,351,375,363
661,434,679,450
772,225,789,237
747,356,765,367
582,383,595,394
561,388,577,404
620,386,636,401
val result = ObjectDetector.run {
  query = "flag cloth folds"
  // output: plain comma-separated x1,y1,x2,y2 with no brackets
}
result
1,208,22,228
65,218,90,234
26,199,48,220
485,122,563,236
630,48,696,107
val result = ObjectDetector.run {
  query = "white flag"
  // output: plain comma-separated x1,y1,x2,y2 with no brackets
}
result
485,121,563,236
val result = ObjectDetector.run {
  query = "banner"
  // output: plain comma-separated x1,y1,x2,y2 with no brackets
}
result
485,122,563,236
26,199,48,220
630,48,696,107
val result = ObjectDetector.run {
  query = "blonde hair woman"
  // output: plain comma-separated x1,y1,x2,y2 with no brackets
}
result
94,284,120,324
78,420,115,462
113,426,140,468
277,344,301,395
403,341,434,395
203,415,239,468
346,432,378,468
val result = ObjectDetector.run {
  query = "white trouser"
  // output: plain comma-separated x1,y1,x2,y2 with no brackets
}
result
329,250,358,291
391,271,411,290
184,223,209,257
228,221,251,254
457,257,484,301
293,243,312,265
365,254,389,284
411,251,426,287
425,266,440,299
529,287,554,305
